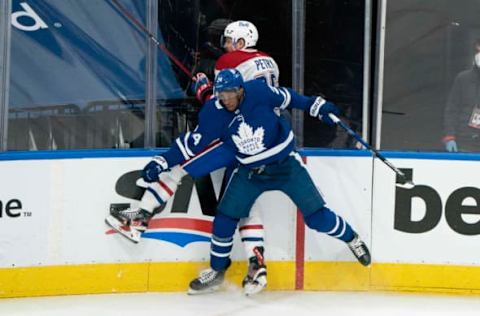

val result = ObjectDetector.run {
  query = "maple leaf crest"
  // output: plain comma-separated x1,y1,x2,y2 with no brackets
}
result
232,122,266,155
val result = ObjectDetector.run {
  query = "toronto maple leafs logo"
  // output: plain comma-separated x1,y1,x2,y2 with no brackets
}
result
232,122,266,155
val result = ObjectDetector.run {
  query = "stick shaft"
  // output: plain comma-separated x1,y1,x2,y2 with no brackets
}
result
328,113,407,179
111,0,194,79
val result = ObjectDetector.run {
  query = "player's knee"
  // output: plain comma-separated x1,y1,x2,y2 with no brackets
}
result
212,212,239,238
304,206,336,232
217,201,251,219
146,166,186,203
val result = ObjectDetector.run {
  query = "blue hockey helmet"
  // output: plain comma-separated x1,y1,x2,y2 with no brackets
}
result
213,68,244,95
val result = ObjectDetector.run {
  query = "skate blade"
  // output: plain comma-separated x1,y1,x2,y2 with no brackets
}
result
243,277,266,296
187,285,220,295
105,215,141,243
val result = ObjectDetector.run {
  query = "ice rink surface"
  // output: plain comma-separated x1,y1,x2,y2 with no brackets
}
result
1,289,480,316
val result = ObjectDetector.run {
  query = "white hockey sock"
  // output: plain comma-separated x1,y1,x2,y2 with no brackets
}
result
139,165,187,213
239,217,265,259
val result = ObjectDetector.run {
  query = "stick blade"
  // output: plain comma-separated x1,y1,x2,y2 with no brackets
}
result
395,181,415,189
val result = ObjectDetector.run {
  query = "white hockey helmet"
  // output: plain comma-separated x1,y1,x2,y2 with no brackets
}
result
223,20,259,48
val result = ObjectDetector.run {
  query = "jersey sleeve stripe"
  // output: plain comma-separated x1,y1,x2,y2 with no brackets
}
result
180,139,223,167
175,138,191,160
183,132,195,157
279,88,291,110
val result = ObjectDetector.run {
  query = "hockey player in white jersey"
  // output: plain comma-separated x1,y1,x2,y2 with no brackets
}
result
218,21,279,83
195,20,279,103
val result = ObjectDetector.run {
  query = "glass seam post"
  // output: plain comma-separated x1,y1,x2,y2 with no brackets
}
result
145,0,158,148
0,0,12,151
373,0,387,150
363,0,372,141
292,0,305,148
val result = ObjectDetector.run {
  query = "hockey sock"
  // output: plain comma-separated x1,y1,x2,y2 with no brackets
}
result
210,213,239,271
304,206,354,243
239,216,265,259
139,166,186,212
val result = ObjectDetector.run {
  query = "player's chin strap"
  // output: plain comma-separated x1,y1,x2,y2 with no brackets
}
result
328,113,415,189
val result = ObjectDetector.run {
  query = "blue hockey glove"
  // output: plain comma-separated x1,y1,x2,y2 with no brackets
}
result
445,140,458,152
142,156,169,183
193,72,213,103
313,97,341,126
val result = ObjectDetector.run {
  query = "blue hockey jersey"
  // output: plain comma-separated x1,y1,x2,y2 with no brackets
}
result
162,79,324,169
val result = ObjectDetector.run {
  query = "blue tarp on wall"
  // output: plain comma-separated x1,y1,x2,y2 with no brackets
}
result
9,0,184,109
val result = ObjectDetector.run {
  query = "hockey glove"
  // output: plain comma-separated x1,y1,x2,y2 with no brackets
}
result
443,135,458,152
142,156,169,183
310,97,341,126
193,72,213,103
444,139,458,152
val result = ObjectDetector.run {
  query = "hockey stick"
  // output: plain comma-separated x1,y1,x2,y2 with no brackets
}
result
328,113,415,189
110,0,194,79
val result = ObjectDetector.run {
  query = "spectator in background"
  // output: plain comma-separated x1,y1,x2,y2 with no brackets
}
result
443,38,480,152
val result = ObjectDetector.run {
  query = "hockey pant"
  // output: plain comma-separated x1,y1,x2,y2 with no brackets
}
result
209,152,355,271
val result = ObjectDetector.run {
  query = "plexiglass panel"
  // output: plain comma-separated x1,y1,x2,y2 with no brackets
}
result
304,0,365,148
381,0,480,152
8,0,183,150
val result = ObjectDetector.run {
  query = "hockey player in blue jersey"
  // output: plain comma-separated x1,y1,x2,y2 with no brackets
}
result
138,68,371,294
108,22,277,295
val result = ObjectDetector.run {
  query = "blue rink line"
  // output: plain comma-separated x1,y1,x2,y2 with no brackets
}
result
1,148,480,161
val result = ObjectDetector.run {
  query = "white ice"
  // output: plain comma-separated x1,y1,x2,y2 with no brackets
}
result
1,290,479,316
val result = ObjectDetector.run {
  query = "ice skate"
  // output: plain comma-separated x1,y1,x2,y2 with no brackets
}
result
347,233,371,266
188,268,226,295
242,247,267,296
105,204,153,243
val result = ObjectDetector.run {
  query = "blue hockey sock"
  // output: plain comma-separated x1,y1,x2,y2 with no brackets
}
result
304,207,354,242
210,212,239,271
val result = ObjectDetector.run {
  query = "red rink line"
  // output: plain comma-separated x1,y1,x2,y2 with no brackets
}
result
295,156,307,290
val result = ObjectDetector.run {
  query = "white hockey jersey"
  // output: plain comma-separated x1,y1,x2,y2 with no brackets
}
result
214,49,280,87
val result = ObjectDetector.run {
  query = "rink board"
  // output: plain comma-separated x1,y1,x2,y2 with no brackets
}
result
1,151,480,297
